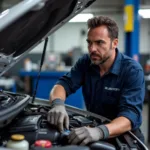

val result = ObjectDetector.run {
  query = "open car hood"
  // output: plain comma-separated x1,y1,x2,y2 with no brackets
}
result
0,0,95,76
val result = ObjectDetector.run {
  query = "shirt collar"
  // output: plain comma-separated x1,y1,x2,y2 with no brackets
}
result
109,48,122,75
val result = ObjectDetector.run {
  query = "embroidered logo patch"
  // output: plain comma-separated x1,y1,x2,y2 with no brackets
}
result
104,87,120,91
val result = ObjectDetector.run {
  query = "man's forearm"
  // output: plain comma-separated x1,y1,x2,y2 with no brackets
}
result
105,116,132,138
50,84,66,102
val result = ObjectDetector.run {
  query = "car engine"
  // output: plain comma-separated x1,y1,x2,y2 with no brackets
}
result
0,92,148,150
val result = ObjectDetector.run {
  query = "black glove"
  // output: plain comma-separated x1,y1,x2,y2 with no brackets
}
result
47,99,69,131
68,126,104,145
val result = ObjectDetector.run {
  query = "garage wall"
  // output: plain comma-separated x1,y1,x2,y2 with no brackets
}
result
140,19,150,54
30,13,150,55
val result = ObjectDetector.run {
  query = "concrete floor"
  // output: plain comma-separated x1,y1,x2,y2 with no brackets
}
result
141,103,150,148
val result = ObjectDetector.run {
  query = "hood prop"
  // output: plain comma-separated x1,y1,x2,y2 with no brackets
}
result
32,37,48,103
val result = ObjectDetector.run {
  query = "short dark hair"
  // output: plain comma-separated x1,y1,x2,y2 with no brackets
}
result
87,16,119,40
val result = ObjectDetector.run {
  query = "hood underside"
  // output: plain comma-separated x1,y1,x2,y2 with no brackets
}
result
0,0,95,75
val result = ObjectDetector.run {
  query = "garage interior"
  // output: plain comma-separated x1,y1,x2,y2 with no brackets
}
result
0,0,150,149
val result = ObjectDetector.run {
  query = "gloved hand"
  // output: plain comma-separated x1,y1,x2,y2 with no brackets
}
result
68,126,104,145
47,105,69,132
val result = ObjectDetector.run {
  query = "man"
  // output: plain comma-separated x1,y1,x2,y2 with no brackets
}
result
47,16,145,145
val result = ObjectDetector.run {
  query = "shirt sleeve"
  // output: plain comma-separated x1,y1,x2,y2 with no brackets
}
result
56,54,90,97
117,67,145,130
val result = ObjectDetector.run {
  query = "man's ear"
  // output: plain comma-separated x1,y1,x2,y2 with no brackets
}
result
112,38,118,49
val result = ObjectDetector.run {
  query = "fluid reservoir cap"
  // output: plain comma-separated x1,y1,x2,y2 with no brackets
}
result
34,140,52,148
11,134,25,141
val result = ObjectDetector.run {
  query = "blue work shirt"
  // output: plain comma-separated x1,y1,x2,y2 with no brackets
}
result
57,49,145,130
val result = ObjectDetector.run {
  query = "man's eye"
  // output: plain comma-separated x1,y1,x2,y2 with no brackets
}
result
96,41,103,45
87,41,92,45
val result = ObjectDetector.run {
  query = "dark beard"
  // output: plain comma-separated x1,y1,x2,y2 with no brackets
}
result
90,41,112,65
98,56,110,64
90,55,110,65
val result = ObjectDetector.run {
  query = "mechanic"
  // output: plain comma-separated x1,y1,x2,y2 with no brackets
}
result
47,16,145,145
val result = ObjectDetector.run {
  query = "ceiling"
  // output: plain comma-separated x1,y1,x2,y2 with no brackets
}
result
84,0,150,15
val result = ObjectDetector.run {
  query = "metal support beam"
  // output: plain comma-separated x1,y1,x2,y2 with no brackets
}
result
124,0,140,61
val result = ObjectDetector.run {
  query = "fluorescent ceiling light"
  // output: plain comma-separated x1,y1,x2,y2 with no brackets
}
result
69,13,94,22
139,9,150,18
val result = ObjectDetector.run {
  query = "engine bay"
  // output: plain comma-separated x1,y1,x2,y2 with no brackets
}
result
0,92,148,150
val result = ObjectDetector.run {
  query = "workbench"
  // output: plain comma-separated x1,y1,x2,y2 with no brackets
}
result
20,70,85,109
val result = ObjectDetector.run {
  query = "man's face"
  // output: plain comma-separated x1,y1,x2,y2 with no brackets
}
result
87,25,118,65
